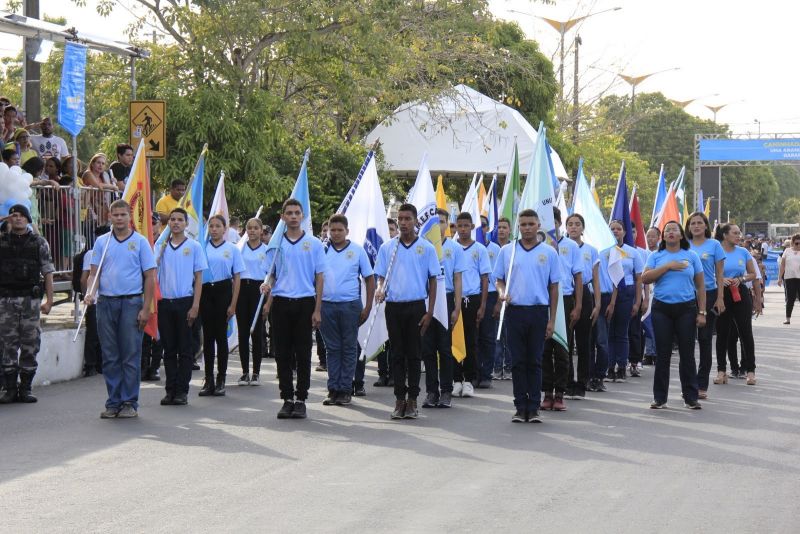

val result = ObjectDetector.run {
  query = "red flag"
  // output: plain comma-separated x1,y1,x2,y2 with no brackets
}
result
121,140,161,338
630,188,646,249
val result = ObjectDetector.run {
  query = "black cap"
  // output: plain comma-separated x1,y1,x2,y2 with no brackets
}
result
8,204,32,223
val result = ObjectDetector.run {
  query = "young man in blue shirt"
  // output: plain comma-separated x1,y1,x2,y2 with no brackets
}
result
493,209,560,423
320,214,375,406
374,203,439,420
261,198,326,420
85,199,156,418
157,208,207,407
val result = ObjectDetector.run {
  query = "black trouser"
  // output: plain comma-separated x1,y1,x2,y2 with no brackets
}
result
236,279,264,375
200,280,232,378
569,285,593,392
158,297,194,396
727,327,741,373
652,299,699,404
272,296,315,401
385,300,426,401
316,328,327,367
141,333,162,373
83,304,102,372
696,288,718,390
376,342,391,378
542,294,574,394
455,295,480,383
477,291,498,382
716,287,756,373
628,308,643,364
785,278,800,318
422,292,455,395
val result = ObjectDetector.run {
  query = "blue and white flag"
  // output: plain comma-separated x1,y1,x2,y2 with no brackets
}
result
58,42,87,137
269,149,312,251
339,151,391,359
650,164,668,228
572,158,615,251
482,175,499,244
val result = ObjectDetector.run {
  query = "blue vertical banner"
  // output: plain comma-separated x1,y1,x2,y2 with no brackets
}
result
58,42,88,137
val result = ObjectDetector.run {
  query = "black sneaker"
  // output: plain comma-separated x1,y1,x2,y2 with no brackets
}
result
511,410,525,423
117,403,138,418
422,392,439,408
616,369,627,382
572,386,586,400
373,376,389,387
684,400,702,410
160,394,174,406
291,401,307,419
650,400,667,409
587,379,599,392
172,394,188,406
643,355,655,366
100,407,120,419
322,392,337,406
476,380,492,389
628,364,641,378
277,400,295,419
191,362,201,371
437,391,452,408
198,377,215,397
527,410,542,423
353,386,366,397
336,393,352,406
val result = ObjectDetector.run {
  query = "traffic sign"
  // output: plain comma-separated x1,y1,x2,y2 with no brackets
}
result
129,100,166,159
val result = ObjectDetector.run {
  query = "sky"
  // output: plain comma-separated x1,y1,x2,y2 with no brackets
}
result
1,0,797,136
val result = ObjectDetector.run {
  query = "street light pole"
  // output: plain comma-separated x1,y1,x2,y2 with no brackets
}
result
618,67,680,111
705,103,728,123
573,34,581,141
754,119,761,137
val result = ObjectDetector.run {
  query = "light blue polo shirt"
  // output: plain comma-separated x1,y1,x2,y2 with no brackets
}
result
205,240,246,283
492,241,560,306
91,231,156,297
645,248,702,304
722,246,753,278
441,237,467,293
374,237,440,303
485,241,501,292
158,237,207,299
598,248,615,294
240,241,269,281
689,238,726,290
557,237,583,296
459,240,491,297
82,249,93,272
323,240,374,302
577,242,599,290
619,243,644,286
266,231,327,299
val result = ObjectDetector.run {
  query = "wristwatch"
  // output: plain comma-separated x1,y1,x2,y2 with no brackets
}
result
698,310,707,316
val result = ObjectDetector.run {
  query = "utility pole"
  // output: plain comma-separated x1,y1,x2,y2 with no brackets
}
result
572,34,581,142
23,0,41,123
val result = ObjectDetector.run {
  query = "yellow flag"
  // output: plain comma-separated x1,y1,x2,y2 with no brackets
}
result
478,179,487,217
704,198,711,218
436,176,466,362
436,175,450,237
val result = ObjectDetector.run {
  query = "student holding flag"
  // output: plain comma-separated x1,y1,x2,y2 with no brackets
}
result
421,208,463,409
85,199,156,419
157,208,207,406
454,212,490,395
236,218,269,385
374,203,439,420
198,214,245,397
493,209,560,423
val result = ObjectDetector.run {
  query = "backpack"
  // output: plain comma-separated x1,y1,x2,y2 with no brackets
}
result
72,249,88,295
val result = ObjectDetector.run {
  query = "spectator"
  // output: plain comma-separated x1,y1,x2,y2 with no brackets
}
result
260,224,273,245
28,117,69,160
778,233,800,325
8,129,38,166
226,215,241,243
23,157,59,188
109,143,134,189
59,155,84,186
155,179,186,222
2,147,19,167
2,105,19,143
81,153,118,191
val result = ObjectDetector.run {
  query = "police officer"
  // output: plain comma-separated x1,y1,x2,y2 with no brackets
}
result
0,204,54,404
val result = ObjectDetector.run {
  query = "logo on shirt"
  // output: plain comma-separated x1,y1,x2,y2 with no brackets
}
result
489,251,495,260
538,253,548,265
444,248,453,258
183,247,191,257
559,246,568,256
583,251,591,262
472,250,479,260
302,241,312,251
223,250,231,259
258,253,266,261
346,250,355,260
416,245,424,255
128,241,137,251
702,252,710,260
738,259,744,266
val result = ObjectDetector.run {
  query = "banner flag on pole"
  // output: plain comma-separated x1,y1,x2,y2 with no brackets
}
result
121,139,160,338
407,154,448,330
482,175,499,244
572,158,615,251
704,197,711,219
518,123,568,351
697,188,704,214
58,42,87,137
499,142,521,238
268,150,312,253
590,175,601,207
630,185,646,249
435,177,466,362
650,164,668,228
657,185,681,233
436,175,450,237
606,161,633,287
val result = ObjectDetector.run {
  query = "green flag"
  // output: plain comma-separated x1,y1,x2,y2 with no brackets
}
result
499,142,521,238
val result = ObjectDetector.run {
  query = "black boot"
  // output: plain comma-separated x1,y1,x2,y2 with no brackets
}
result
198,375,215,396
0,371,18,404
213,373,226,396
17,371,37,403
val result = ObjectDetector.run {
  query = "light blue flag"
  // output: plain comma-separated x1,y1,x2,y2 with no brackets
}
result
58,42,87,137
572,158,616,251
518,122,568,351
155,146,206,253
697,188,704,213
268,149,313,252
650,164,668,229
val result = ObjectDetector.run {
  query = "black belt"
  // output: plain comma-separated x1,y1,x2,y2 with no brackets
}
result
102,293,142,299
203,279,232,288
241,278,263,285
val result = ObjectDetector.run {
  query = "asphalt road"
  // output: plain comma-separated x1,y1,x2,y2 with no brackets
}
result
2,288,798,533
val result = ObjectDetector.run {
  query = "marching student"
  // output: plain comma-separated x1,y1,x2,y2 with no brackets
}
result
540,208,581,411
564,213,600,400
421,208,464,409
642,221,706,409
642,227,662,365
236,218,269,386
319,214,375,406
492,217,513,380
372,218,399,388
493,209,560,423
199,214,245,397
627,226,650,377
157,208,207,406
479,215,501,387
606,220,643,382
261,199,326,420
454,212,490,396
374,203,439,420
686,212,725,399
589,244,618,393
84,200,156,418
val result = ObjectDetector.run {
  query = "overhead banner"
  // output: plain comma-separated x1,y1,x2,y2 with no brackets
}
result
57,42,88,137
699,138,800,162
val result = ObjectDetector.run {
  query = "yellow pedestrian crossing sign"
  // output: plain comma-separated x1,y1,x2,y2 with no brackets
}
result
129,100,166,159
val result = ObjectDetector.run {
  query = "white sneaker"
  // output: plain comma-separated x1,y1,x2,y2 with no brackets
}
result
462,382,475,398
237,374,250,386
452,381,463,397
250,374,260,386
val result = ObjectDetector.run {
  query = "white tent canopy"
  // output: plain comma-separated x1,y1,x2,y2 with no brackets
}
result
365,84,569,180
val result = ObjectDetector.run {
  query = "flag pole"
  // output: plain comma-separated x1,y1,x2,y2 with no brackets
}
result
359,236,400,362
72,230,113,342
